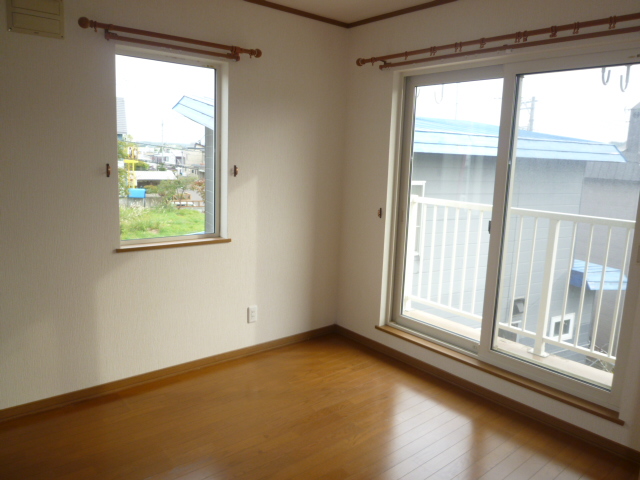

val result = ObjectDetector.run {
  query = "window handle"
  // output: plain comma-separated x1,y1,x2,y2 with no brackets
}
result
488,220,491,234
106,163,111,177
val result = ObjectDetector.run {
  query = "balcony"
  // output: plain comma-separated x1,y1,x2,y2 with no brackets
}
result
403,194,634,388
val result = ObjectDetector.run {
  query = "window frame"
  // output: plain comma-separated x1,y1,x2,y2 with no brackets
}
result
115,45,229,249
389,43,640,410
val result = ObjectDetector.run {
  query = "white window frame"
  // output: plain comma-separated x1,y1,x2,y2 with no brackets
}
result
115,45,229,248
549,313,575,342
389,41,640,410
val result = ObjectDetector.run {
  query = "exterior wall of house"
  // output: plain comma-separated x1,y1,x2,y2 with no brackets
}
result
580,173,640,352
340,0,640,450
0,0,348,410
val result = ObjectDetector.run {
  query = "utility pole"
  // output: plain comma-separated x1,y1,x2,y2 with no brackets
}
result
520,96,537,131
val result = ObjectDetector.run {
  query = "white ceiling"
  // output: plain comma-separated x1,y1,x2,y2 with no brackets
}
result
264,0,447,24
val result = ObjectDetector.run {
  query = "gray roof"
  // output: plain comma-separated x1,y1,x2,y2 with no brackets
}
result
414,118,626,163
172,96,215,130
116,97,128,136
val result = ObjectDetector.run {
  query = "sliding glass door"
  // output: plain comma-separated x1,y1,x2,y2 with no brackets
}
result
493,64,640,390
395,67,503,351
393,52,640,404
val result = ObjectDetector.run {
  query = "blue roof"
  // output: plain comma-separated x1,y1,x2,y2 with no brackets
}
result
570,259,627,291
128,188,146,199
173,96,215,130
414,118,625,163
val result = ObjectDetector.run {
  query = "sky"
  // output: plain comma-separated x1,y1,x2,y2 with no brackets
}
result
117,56,640,147
414,63,640,145
116,55,216,145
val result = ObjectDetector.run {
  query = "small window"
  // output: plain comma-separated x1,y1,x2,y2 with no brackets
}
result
548,313,575,341
116,52,225,246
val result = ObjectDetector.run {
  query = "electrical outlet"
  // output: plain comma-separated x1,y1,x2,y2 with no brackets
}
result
247,305,258,323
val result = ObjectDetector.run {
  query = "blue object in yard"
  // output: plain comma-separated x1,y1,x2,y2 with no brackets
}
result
129,188,146,199
570,259,627,291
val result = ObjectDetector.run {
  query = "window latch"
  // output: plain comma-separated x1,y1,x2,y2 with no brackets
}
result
488,220,491,234
106,163,111,177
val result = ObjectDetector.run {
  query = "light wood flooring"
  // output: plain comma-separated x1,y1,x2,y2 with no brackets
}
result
0,334,637,479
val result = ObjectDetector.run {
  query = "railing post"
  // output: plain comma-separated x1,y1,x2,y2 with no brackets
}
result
533,218,561,357
404,196,419,312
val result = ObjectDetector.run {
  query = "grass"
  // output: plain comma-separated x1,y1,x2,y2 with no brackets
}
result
120,205,205,240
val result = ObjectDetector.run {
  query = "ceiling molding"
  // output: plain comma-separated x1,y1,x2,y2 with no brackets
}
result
243,0,458,29
347,0,458,28
243,0,349,28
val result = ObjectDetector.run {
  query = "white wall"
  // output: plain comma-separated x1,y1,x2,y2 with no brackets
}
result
338,0,640,449
0,0,347,409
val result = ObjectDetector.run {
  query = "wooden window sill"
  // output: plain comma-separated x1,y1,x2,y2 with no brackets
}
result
376,324,623,425
116,237,231,253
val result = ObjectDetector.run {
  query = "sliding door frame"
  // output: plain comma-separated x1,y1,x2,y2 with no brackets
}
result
390,44,640,409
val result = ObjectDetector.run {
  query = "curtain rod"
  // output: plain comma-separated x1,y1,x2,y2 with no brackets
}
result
356,12,640,70
78,17,262,61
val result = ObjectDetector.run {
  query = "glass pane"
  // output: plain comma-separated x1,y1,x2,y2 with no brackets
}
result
400,78,503,343
116,55,216,241
494,64,640,389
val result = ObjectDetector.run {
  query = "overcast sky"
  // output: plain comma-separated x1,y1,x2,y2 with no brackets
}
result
116,55,215,145
415,63,640,145
118,56,640,147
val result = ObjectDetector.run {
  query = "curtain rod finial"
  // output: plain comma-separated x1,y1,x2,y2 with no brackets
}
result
78,17,90,29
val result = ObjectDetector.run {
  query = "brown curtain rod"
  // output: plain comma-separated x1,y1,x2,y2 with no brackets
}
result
78,17,262,61
356,12,640,70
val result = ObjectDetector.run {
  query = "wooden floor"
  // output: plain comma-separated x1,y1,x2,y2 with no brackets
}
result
0,334,637,480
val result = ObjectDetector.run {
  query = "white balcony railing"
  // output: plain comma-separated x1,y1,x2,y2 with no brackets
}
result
404,195,635,370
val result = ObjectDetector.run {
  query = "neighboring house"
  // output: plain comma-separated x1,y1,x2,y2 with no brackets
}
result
172,95,216,231
150,151,185,165
408,116,634,368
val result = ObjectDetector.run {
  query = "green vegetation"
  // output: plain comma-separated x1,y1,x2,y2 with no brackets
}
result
120,205,204,240
118,168,129,197
157,175,197,205
133,161,150,171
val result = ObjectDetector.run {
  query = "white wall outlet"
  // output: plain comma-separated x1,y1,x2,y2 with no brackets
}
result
247,305,258,323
